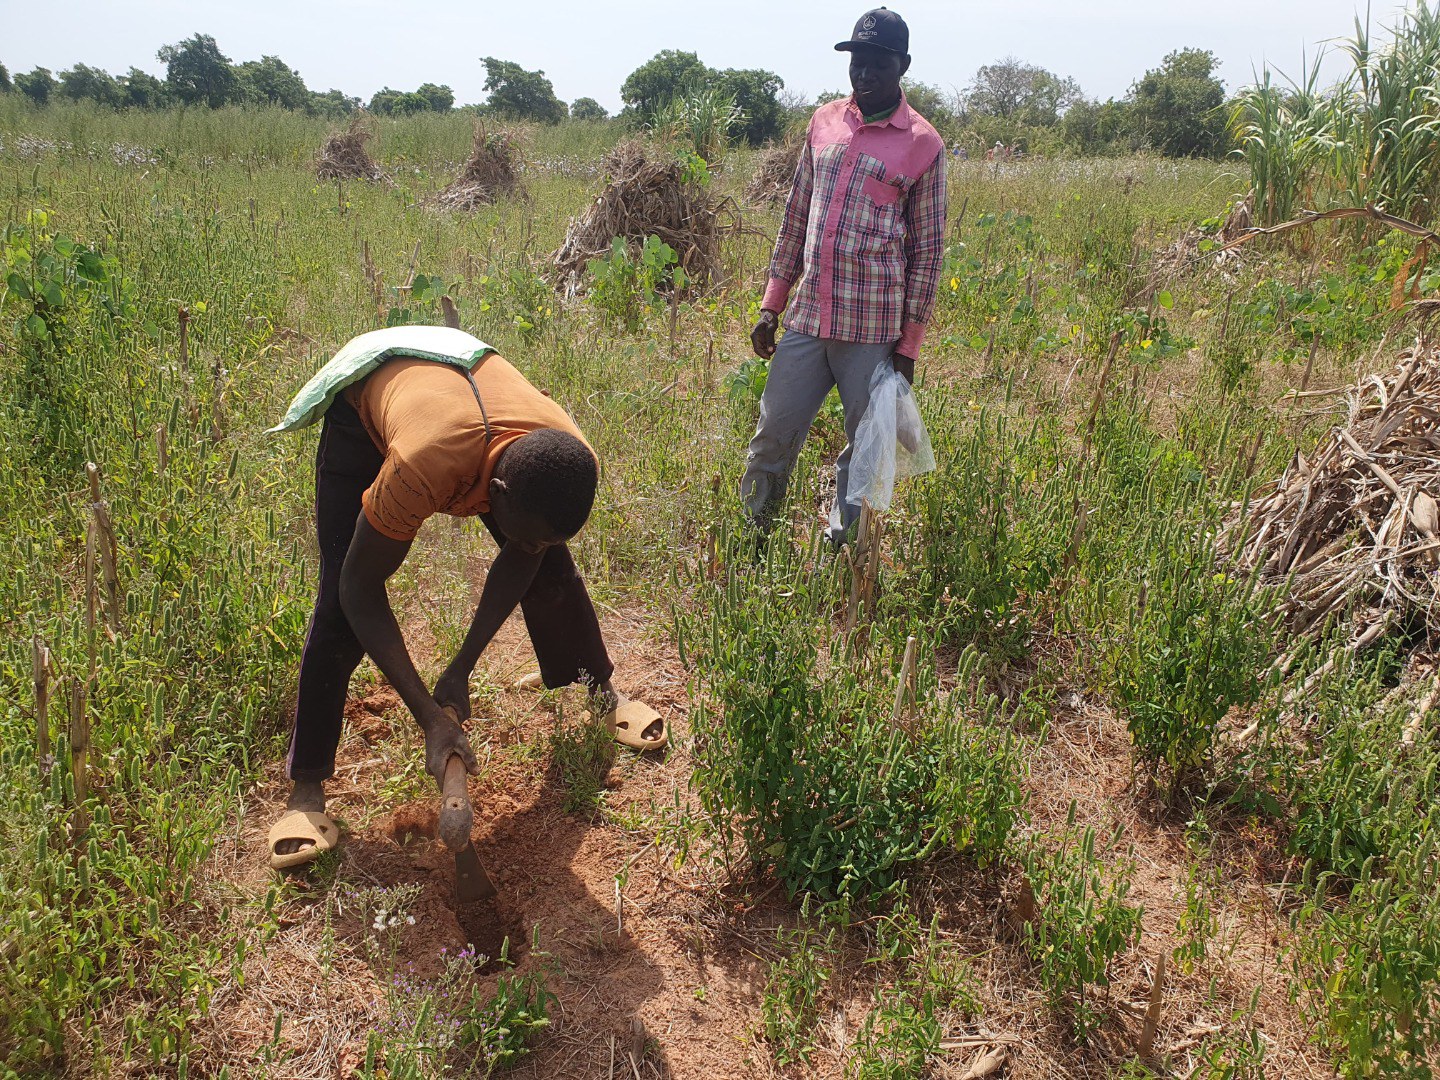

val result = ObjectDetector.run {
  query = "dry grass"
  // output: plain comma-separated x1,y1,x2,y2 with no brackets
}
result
744,130,804,206
552,138,738,297
428,123,526,212
316,114,387,184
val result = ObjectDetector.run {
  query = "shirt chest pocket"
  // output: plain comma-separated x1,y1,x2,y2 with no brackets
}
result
862,174,904,207
859,174,907,244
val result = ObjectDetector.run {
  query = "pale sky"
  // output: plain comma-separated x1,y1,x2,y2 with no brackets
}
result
0,0,1411,111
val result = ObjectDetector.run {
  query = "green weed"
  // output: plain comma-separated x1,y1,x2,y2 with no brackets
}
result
549,712,615,817
1019,815,1144,1038
760,920,835,1067
586,234,685,332
679,524,1026,903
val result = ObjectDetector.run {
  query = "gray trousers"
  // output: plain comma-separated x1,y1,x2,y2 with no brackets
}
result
739,331,897,544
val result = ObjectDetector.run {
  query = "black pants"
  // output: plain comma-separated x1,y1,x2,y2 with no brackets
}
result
286,396,614,782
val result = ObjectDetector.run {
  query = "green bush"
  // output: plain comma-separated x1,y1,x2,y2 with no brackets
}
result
678,526,1026,904
886,401,1076,663
1019,818,1144,1037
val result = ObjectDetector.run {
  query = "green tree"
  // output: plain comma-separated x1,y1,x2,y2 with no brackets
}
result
234,54,309,110
308,88,360,118
57,64,123,107
0,64,11,94
157,33,236,107
416,82,454,112
1129,48,1227,157
1059,97,1134,155
480,57,565,123
901,79,957,133
121,67,168,108
368,87,430,115
716,67,785,144
966,57,1081,127
619,50,709,122
570,96,608,121
16,67,56,107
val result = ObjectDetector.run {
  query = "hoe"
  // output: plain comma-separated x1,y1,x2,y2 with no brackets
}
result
437,707,497,904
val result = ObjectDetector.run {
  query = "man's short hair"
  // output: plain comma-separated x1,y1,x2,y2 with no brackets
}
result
496,429,597,538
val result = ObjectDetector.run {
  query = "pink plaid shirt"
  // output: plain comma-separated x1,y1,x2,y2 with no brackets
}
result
762,93,947,358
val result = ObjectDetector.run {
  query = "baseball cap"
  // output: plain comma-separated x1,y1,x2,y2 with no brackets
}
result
835,8,910,55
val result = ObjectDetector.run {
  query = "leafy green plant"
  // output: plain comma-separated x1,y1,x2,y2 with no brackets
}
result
386,271,450,327
760,920,834,1067
1019,817,1144,1037
1,210,133,472
1290,668,1440,884
723,354,842,429
886,400,1076,663
1105,530,1279,789
586,234,686,332
847,991,941,1080
848,902,977,1079
1291,845,1440,1078
678,525,1026,903
549,712,615,816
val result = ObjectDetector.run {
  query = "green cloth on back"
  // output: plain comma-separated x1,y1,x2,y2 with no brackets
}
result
268,326,496,434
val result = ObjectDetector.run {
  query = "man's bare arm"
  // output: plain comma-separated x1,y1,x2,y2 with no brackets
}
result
338,514,478,778
433,542,546,719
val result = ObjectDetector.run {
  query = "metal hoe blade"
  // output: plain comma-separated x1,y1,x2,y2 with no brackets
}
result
455,842,497,903
440,749,497,903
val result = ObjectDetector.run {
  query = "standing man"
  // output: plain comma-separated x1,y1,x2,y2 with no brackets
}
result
267,327,666,869
741,7,946,544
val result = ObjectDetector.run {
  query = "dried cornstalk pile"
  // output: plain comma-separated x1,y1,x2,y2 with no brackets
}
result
429,125,525,212
1153,196,1252,279
316,115,386,183
1228,346,1440,641
552,139,736,297
745,130,803,205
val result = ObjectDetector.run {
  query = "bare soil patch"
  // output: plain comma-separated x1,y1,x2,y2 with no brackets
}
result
182,606,1329,1077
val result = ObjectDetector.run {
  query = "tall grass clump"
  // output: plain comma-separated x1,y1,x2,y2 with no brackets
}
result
648,89,744,161
885,398,1077,664
677,524,1026,904
0,158,316,1071
1063,401,1282,791
1236,3,1440,225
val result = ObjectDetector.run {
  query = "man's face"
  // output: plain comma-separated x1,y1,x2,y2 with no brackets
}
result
489,482,569,556
848,44,910,115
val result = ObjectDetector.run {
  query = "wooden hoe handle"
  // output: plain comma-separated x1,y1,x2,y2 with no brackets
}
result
437,707,473,852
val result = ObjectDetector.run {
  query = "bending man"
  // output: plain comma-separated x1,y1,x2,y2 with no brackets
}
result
268,326,665,868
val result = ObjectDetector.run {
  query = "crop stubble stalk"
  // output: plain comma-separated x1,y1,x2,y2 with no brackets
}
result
845,499,884,634
68,678,89,847
33,636,52,767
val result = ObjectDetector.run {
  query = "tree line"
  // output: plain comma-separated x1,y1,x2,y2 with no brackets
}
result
0,33,1231,157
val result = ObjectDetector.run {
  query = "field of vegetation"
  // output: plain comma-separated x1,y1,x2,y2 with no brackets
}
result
3,42,1440,1079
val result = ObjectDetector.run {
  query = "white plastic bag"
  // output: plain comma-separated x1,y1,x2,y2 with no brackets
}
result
843,364,936,513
